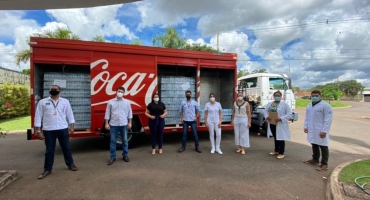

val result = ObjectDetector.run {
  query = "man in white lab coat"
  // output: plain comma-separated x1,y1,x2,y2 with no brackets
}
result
303,90,333,171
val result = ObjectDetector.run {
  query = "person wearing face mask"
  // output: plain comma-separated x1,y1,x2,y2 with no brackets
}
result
264,91,292,159
231,92,251,155
145,93,167,155
204,93,223,154
104,87,133,165
303,90,333,171
178,90,202,153
34,85,78,179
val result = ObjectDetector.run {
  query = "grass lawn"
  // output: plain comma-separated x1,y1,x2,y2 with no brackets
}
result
296,98,349,108
339,159,370,184
0,115,31,131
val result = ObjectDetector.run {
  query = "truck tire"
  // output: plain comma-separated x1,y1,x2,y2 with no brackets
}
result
261,120,268,136
103,119,141,150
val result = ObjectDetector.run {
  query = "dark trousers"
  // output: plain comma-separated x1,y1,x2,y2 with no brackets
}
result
149,117,165,149
270,124,285,155
43,128,74,172
312,143,329,165
182,121,199,148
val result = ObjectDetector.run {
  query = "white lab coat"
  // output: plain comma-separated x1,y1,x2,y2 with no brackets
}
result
304,101,333,146
264,101,292,140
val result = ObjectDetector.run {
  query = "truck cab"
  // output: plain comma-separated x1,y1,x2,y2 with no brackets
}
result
237,73,297,133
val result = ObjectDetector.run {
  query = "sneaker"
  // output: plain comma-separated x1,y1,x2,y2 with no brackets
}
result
216,149,223,155
269,152,279,156
303,159,319,164
316,165,328,171
178,147,186,153
210,148,215,154
277,154,285,159
195,147,202,153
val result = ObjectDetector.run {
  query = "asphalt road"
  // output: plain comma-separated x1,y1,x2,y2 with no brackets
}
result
1,101,369,200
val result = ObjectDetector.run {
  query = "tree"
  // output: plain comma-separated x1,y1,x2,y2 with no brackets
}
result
321,84,342,101
92,35,105,42
22,69,30,75
183,43,218,52
152,27,186,48
237,69,250,78
251,69,268,74
339,80,364,99
310,84,325,91
130,39,143,45
15,27,80,66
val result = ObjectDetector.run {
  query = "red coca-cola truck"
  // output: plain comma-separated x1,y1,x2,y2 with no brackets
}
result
27,37,238,148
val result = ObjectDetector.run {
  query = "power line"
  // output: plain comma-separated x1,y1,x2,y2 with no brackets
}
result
202,17,370,37
238,57,370,61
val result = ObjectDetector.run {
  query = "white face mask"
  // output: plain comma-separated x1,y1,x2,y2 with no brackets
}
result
210,97,215,102
117,92,124,98
154,98,159,102
238,96,243,101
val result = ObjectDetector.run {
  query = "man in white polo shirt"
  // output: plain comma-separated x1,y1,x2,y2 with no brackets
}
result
34,85,78,180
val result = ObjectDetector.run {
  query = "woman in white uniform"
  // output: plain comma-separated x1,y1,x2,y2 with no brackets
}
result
204,93,223,154
231,92,251,155
264,91,292,159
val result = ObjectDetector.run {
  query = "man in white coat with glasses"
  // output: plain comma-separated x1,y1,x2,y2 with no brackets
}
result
303,90,333,171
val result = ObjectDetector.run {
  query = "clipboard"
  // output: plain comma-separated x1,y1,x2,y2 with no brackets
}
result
268,111,278,125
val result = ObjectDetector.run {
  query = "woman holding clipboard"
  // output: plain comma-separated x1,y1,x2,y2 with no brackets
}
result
264,91,292,159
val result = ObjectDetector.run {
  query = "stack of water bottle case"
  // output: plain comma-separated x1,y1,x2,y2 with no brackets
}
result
43,72,91,130
160,76,232,125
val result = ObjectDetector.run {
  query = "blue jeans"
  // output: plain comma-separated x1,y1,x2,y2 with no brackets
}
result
182,121,199,148
43,128,74,172
110,125,128,158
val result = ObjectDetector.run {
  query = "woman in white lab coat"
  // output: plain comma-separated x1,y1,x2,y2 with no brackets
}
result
264,91,292,159
303,90,333,171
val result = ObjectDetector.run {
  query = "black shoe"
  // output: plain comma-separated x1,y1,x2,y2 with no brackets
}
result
108,158,116,165
178,147,186,153
38,171,51,179
123,156,130,162
68,164,78,171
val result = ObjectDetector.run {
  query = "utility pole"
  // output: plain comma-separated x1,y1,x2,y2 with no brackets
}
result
217,27,219,52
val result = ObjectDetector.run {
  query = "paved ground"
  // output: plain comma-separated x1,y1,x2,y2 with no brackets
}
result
0,101,369,200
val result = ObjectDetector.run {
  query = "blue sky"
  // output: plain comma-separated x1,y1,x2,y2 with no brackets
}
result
0,0,369,88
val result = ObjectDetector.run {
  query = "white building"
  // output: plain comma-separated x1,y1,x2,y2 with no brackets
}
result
0,67,30,85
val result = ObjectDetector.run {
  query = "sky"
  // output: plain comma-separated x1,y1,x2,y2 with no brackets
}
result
0,0,370,88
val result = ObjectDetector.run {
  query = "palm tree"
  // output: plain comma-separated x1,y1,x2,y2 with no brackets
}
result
152,27,186,48
92,35,106,42
15,27,80,66
130,39,142,45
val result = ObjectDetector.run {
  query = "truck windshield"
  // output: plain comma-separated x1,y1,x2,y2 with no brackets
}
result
269,78,288,90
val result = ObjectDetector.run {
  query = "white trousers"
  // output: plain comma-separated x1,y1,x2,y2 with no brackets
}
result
233,116,250,148
208,122,221,149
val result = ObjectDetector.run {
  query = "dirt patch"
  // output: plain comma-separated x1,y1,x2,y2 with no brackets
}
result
341,182,370,200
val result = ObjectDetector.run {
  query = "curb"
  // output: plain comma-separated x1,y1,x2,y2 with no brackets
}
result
0,170,19,192
328,158,369,200
6,130,26,134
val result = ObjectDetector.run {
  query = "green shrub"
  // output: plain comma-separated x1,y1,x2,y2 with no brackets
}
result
0,82,30,119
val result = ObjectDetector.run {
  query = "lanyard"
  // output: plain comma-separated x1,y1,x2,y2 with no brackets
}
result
51,100,59,110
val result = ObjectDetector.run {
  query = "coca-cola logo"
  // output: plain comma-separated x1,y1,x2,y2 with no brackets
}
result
90,59,157,107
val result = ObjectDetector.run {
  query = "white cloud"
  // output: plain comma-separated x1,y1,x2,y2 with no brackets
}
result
46,5,136,40
0,11,39,38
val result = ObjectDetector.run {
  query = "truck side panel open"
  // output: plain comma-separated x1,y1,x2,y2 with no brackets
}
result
33,64,91,132
199,68,234,124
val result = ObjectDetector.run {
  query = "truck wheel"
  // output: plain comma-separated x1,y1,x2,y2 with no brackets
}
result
261,121,268,136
